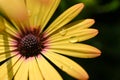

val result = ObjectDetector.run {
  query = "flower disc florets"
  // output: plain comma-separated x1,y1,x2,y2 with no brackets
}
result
16,28,46,58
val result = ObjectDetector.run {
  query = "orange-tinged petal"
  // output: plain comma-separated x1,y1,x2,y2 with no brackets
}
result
36,55,63,80
45,3,84,36
43,51,89,80
0,0,29,28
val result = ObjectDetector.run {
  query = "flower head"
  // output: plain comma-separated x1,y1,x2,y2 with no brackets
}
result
0,0,101,80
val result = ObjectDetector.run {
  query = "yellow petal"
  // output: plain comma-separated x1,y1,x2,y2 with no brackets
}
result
26,0,60,30
3,19,21,39
0,16,5,32
0,51,17,62
26,0,41,27
28,57,43,80
43,51,89,80
62,19,95,30
45,3,84,36
49,29,98,43
50,19,95,38
0,55,24,80
49,43,101,58
36,55,63,80
0,34,16,43
0,32,17,45
0,0,29,28
0,47,16,55
39,0,61,31
0,34,17,55
14,58,29,80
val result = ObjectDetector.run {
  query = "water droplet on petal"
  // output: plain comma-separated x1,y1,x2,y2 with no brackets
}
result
59,29,67,36
69,36,78,43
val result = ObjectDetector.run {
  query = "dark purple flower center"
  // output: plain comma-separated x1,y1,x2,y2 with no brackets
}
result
18,33,43,58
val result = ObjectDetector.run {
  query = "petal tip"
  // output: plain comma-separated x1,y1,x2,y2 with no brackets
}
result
90,29,99,37
97,49,102,55
78,3,84,8
87,19,95,25
85,19,95,28
94,48,102,57
75,3,84,10
78,72,89,80
94,29,99,35
84,74,89,80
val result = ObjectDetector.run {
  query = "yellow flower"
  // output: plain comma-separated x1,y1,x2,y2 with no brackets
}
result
0,0,101,80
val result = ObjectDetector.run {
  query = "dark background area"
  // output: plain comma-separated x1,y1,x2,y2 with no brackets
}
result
56,0,120,80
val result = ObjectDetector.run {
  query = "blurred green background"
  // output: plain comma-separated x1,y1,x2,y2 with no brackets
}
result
55,0,120,80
